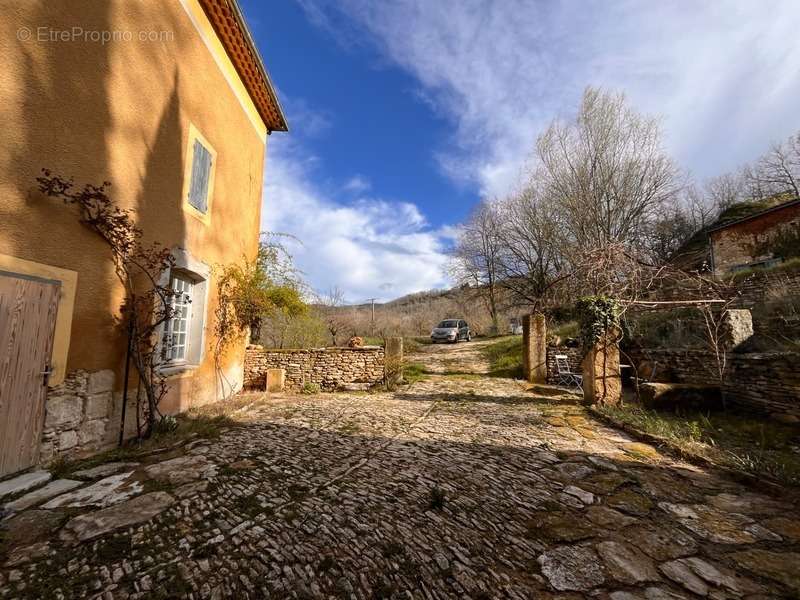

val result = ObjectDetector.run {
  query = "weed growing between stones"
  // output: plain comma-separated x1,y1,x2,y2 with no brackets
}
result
317,555,337,572
380,541,405,559
301,382,321,395
192,543,218,560
94,534,133,562
233,494,264,518
337,422,362,435
287,484,308,501
372,580,399,599
427,486,447,511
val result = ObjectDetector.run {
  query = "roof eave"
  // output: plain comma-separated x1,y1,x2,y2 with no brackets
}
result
228,0,289,133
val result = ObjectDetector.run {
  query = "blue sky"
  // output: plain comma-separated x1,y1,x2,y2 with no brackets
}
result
240,0,800,303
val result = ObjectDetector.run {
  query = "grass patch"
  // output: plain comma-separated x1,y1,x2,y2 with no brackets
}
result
599,404,800,486
403,361,428,384
480,336,523,378
549,320,579,341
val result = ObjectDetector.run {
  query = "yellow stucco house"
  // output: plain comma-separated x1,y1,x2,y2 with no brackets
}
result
0,0,287,476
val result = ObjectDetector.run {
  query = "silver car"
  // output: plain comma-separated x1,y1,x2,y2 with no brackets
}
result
430,319,471,343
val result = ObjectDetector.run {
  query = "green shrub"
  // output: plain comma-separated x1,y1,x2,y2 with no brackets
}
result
301,382,320,395
154,415,179,436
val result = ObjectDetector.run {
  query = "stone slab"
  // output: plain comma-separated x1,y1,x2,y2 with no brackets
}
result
143,454,216,485
59,491,174,543
73,462,140,480
4,479,83,512
538,545,605,591
0,471,52,500
42,472,142,509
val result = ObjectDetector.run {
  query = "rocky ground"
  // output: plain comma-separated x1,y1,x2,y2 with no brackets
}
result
1,338,799,599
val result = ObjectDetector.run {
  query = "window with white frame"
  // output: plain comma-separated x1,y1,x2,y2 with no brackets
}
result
158,250,210,373
163,272,195,363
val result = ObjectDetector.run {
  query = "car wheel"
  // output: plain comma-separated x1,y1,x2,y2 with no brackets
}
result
467,333,471,342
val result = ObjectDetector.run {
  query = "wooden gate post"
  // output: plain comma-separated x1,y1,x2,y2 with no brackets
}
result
522,313,547,383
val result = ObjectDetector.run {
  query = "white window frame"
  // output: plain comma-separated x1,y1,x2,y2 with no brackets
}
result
157,248,210,376
162,272,195,365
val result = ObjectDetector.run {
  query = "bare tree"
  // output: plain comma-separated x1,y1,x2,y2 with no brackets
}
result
705,172,745,212
751,138,800,199
534,87,681,254
450,200,503,334
319,286,347,346
497,189,570,309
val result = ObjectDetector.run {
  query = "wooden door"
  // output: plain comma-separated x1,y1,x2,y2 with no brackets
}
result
0,271,60,477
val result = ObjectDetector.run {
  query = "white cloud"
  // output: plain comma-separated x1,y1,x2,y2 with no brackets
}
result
300,0,800,197
262,137,451,302
343,174,371,193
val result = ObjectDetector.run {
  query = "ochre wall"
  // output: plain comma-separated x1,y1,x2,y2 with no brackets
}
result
0,1,269,409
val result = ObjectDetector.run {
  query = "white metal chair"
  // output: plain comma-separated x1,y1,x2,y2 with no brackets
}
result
555,355,583,392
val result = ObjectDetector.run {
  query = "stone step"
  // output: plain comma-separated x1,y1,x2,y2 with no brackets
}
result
0,470,52,501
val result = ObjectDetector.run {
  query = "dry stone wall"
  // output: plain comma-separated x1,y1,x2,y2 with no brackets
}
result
41,369,116,463
545,346,583,384
628,348,800,419
244,346,385,392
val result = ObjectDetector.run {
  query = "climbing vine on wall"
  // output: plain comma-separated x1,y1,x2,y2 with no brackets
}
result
576,295,621,347
37,169,175,440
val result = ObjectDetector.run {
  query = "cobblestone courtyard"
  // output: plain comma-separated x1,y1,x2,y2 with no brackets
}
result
2,339,799,599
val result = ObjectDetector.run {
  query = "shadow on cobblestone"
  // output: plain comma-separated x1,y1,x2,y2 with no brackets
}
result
2,340,800,598
3,402,800,598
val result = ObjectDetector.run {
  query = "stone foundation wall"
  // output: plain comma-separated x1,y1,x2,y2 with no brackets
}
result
244,346,385,392
628,348,800,419
41,369,116,463
733,269,800,308
545,346,583,384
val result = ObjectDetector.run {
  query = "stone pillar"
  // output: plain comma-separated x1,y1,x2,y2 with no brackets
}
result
721,309,753,349
581,329,621,405
385,337,404,385
522,313,547,383
266,368,285,393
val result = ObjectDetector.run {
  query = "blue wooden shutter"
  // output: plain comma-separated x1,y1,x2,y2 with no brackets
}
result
188,140,212,213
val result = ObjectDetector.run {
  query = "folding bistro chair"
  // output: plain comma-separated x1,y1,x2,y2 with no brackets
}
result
555,354,583,392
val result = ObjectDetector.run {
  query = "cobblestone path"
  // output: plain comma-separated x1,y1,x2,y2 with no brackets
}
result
1,339,799,599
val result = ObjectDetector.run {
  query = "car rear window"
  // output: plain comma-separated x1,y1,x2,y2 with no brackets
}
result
438,320,459,328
